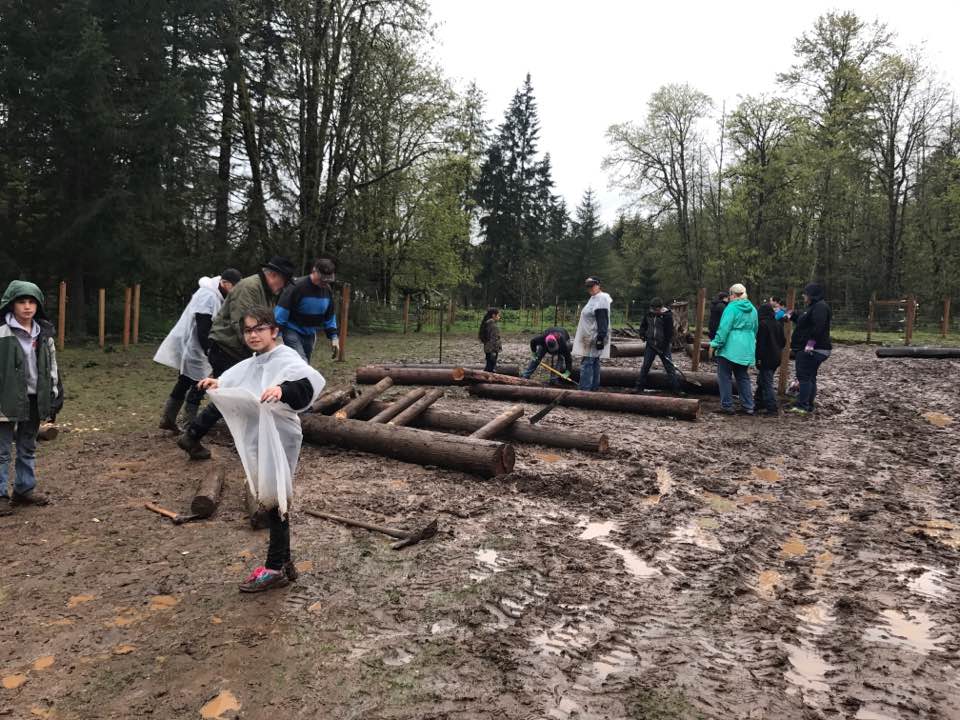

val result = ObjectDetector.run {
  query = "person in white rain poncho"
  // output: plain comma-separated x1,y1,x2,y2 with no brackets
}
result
572,277,612,391
153,270,242,430
196,306,325,593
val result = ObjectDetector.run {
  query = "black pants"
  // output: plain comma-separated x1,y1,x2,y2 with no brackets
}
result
265,507,290,571
484,352,498,372
635,345,680,392
169,374,205,405
189,342,243,440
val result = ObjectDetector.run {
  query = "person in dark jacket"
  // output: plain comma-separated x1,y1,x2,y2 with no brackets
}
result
521,327,573,379
785,283,832,415
708,291,729,340
478,308,502,372
275,257,339,363
633,298,681,394
754,303,786,415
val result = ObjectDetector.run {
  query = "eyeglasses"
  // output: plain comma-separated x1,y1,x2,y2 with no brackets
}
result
242,324,273,336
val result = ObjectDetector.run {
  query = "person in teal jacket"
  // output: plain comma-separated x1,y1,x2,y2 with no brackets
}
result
709,283,757,415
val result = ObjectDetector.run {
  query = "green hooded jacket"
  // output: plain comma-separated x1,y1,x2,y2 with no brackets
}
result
709,297,758,367
0,280,63,421
208,272,278,360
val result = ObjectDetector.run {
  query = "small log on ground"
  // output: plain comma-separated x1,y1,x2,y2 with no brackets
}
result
470,405,524,439
301,414,515,477
390,388,444,426
368,388,427,423
468,384,700,420
610,342,646,357
377,363,520,376
311,388,356,414
336,377,394,419
190,466,225,518
451,368,543,387
875,346,960,359
359,401,609,452
357,366,458,386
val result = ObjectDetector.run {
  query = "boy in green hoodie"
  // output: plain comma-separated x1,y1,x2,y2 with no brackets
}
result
709,283,757,415
0,281,63,508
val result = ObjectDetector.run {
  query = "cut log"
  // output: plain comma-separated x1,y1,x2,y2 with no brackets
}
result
376,363,520,376
875,346,960,359
368,388,427,424
301,414,515,477
190,466,225,518
356,366,458,386
570,367,727,395
451,368,543,386
390,388,444,427
468,384,700,420
470,405,524,439
610,342,646,357
311,388,356,414
359,401,608,453
335,377,394,419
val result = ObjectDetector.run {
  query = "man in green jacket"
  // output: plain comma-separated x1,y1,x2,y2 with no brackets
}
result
0,281,63,507
178,257,295,459
709,283,757,415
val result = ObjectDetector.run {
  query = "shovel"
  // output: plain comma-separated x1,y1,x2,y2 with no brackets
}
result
304,509,438,550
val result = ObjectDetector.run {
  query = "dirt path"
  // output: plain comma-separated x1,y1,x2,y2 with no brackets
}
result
1,340,958,719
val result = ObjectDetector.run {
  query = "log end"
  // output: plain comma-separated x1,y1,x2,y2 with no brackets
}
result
597,434,610,453
495,443,516,476
451,367,466,381
189,497,216,518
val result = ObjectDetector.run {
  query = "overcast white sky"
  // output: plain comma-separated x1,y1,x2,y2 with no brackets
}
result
428,0,960,223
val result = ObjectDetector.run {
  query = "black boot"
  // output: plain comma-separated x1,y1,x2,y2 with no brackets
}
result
179,402,200,431
159,397,184,432
177,427,211,460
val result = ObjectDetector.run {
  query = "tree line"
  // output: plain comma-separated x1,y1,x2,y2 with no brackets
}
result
1,5,957,334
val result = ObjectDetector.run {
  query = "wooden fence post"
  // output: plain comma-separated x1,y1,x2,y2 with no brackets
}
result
867,291,876,343
337,283,351,361
778,288,796,396
554,297,559,326
122,287,132,349
98,289,106,348
904,294,916,346
132,283,141,344
402,294,410,334
448,300,455,329
692,288,706,372
57,281,66,351
942,297,951,338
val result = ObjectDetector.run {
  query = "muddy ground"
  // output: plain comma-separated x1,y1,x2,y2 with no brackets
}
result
1,334,959,720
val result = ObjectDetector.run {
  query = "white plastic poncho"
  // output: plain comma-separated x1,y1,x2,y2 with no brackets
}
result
572,291,613,359
153,276,224,381
207,345,325,516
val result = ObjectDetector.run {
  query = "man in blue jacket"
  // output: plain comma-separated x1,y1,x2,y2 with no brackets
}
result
275,257,339,363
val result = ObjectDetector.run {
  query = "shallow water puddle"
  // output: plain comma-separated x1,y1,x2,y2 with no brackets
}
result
656,466,674,495
739,493,777,505
751,467,782,483
200,690,241,719
912,519,960,548
471,548,505,581
894,563,948,599
921,411,953,427
430,619,458,635
591,647,637,682
696,517,720,530
855,706,899,720
757,570,782,599
671,518,722,551
805,499,828,509
579,520,617,540
32,656,55,671
66,594,95,609
580,520,659,577
780,536,807,558
797,600,835,633
784,642,833,694
863,609,946,654
2,673,27,690
149,595,178,611
113,644,136,655
382,648,414,667
813,551,835,578
702,493,736,513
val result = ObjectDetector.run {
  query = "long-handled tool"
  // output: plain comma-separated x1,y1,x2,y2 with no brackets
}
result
304,509,438,550
528,391,570,424
660,352,702,388
145,502,201,525
539,361,578,386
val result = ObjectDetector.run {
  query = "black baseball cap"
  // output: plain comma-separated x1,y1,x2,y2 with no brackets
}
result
220,268,242,285
584,276,601,286
263,256,296,280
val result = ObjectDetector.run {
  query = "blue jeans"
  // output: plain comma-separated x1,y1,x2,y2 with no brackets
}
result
579,357,602,391
522,350,547,378
281,327,316,363
795,351,828,411
0,395,39,497
756,368,777,412
716,356,754,412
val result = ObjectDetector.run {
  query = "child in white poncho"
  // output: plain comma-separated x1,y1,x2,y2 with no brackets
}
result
198,306,325,593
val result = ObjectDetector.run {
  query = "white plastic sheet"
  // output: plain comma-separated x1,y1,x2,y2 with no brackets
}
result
153,276,223,380
208,345,325,515
572,291,613,359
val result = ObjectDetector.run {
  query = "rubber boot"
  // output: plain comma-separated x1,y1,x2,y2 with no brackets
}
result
159,397,184,431
177,428,211,460
179,402,200,431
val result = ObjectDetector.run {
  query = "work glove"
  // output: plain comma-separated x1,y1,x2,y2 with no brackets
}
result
331,337,340,360
595,335,606,350
561,370,571,379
